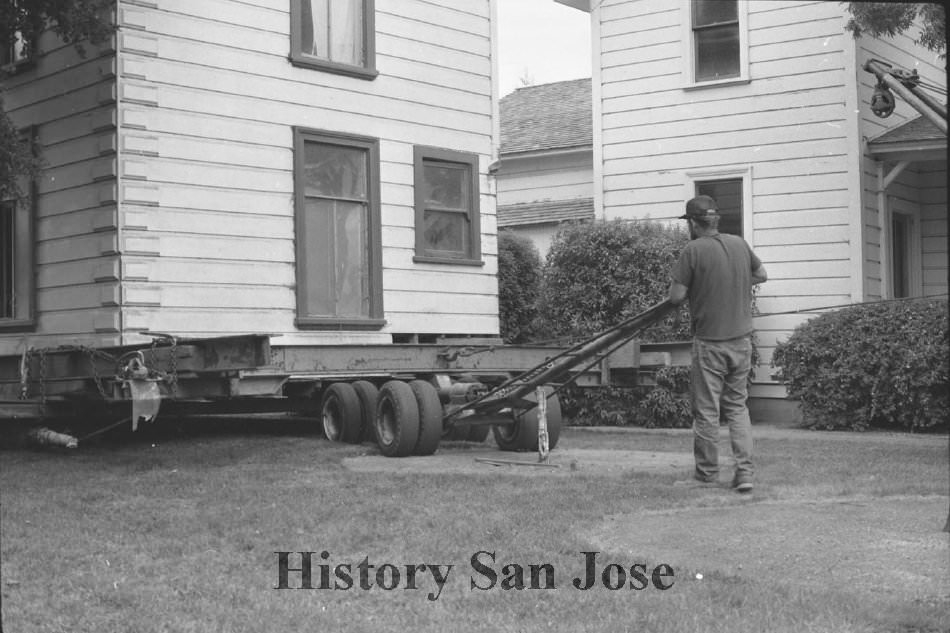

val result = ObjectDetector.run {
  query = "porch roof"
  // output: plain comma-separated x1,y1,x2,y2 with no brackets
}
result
867,116,947,161
497,198,595,227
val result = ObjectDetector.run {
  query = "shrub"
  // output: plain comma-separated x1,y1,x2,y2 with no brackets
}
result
771,298,948,431
497,230,542,343
536,219,691,343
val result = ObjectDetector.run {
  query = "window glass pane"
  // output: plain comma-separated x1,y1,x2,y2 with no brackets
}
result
1,203,14,318
692,0,737,27
424,162,468,210
695,24,740,81
696,179,742,237
424,210,468,253
300,0,362,65
303,142,366,199
329,0,363,66
302,198,369,317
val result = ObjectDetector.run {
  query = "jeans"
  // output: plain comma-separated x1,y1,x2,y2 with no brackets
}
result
690,336,754,480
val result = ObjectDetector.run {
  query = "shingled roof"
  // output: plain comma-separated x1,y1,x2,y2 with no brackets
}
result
869,115,946,146
497,198,594,227
500,78,592,155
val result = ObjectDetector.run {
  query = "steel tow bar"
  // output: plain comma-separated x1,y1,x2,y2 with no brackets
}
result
537,386,549,463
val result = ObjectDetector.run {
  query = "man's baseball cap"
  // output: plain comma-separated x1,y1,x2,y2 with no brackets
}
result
680,195,719,220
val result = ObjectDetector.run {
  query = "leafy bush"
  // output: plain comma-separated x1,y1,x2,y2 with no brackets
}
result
536,219,691,343
497,230,542,343
772,298,948,431
562,366,692,429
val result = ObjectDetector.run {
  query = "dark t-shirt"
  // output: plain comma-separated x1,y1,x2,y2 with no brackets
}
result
672,233,762,341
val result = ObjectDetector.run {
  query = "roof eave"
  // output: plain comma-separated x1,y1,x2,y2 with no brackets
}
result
867,140,947,162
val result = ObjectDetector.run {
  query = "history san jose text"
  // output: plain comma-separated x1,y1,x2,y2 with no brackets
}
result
275,550,675,601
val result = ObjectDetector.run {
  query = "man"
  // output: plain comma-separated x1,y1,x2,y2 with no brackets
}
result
668,195,767,493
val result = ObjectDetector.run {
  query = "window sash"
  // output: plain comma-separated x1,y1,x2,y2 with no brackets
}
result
293,128,383,328
0,194,34,328
413,147,481,264
291,0,377,79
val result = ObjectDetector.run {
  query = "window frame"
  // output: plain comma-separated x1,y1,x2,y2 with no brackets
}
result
681,0,749,90
292,127,384,330
683,166,753,243
1,29,34,74
289,0,378,80
886,202,922,299
0,154,36,332
412,145,483,266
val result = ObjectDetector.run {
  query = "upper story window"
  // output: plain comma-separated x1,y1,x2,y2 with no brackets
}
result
683,0,748,88
1,30,32,73
290,0,377,80
413,147,482,266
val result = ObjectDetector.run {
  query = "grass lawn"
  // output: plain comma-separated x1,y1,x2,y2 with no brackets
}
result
1,419,948,633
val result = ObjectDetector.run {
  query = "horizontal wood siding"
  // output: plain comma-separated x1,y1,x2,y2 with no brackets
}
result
855,19,947,301
596,0,853,381
496,152,593,205
116,0,498,342
919,165,947,297
0,28,120,355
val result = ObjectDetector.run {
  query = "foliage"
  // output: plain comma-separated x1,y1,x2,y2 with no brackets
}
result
563,366,692,429
497,230,542,343
772,298,948,431
844,2,946,57
637,366,692,428
536,219,691,343
1,0,114,196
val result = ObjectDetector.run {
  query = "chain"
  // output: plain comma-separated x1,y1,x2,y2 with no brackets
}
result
19,348,32,400
168,335,178,398
86,347,109,400
38,349,48,405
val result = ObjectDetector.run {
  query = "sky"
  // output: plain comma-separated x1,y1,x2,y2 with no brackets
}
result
496,0,592,97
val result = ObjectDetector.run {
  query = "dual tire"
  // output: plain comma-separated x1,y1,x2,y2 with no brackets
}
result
320,379,445,457
492,386,563,452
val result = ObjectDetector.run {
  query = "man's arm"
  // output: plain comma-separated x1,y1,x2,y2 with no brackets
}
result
668,282,688,306
752,264,767,285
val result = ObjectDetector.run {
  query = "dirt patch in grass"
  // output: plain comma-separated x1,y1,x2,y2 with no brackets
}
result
342,445,695,476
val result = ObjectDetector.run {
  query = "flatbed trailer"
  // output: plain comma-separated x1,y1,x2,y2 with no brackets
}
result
0,302,688,455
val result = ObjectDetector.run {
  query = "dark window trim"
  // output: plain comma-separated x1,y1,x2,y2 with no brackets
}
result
292,127,384,330
289,0,378,80
412,145,483,266
0,127,37,331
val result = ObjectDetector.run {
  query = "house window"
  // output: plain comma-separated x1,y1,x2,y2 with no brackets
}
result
293,128,383,329
1,30,31,72
684,0,748,87
290,0,377,79
413,146,482,265
695,178,743,237
0,194,34,330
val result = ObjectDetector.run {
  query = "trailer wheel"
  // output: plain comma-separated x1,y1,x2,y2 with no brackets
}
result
375,381,420,457
492,386,562,451
409,380,442,456
320,382,362,443
352,380,379,443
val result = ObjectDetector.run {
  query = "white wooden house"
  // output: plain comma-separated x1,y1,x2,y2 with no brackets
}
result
555,0,947,403
496,78,594,256
0,0,501,357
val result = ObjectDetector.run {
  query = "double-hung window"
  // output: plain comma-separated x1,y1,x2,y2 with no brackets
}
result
413,147,482,265
290,0,377,79
684,0,748,87
293,128,383,328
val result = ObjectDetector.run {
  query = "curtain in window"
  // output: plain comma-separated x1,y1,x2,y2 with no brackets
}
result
301,0,362,66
